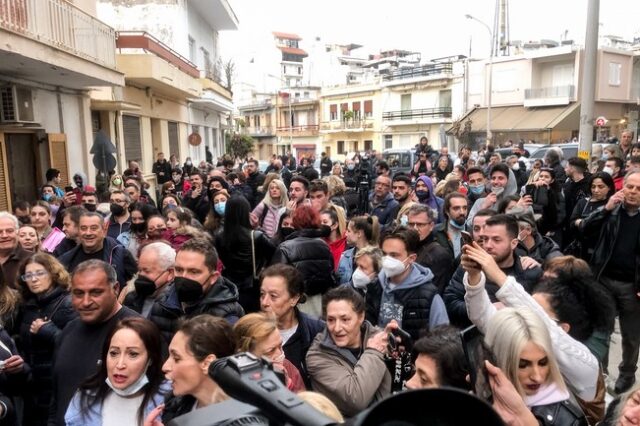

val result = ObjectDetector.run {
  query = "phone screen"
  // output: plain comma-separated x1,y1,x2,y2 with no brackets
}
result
460,231,473,246
460,325,494,402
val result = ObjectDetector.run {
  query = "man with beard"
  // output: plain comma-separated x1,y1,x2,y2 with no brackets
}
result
53,205,86,258
443,214,542,328
434,193,468,259
369,175,399,227
391,174,414,220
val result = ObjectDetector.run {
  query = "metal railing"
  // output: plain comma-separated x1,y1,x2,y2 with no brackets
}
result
0,0,117,68
320,119,374,131
276,124,319,134
244,126,275,136
525,85,575,99
382,63,453,82
382,107,452,120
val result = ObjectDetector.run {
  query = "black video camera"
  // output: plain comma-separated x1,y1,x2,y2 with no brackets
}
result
385,328,415,393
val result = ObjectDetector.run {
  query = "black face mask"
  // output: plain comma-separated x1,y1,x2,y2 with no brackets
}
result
175,276,205,303
130,222,146,234
83,203,97,212
280,227,295,239
17,216,30,225
134,275,157,298
110,203,125,217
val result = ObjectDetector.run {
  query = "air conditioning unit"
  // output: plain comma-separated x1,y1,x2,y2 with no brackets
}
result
0,85,36,123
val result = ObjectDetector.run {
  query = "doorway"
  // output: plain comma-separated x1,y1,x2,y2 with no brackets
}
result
5,133,39,203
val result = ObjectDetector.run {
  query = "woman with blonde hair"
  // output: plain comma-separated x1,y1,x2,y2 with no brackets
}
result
233,312,305,392
297,392,344,422
324,175,348,211
251,179,289,238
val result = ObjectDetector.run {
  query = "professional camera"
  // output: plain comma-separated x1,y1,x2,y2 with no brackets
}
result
385,328,415,393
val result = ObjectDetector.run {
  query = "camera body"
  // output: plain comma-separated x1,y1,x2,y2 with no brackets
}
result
385,328,415,393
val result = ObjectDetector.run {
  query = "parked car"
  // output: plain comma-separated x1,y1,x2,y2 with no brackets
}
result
383,148,417,176
529,143,605,163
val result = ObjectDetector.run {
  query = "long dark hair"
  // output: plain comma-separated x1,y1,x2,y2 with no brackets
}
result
79,318,166,424
221,195,251,250
588,171,615,199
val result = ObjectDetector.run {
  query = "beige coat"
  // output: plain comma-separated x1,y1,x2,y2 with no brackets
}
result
305,321,391,417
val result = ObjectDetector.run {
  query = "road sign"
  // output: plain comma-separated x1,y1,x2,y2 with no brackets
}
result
578,150,591,161
595,116,607,127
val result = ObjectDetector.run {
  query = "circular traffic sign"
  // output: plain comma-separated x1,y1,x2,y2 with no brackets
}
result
595,116,607,127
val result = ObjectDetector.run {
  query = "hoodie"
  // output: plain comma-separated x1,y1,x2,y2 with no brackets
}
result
375,263,448,330
466,168,518,227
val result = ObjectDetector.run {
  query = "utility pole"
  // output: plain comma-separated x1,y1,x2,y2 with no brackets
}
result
578,0,599,162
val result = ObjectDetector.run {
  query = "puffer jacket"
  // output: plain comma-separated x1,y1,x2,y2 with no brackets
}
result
270,228,336,296
17,287,76,416
515,234,563,264
306,321,391,417
148,278,245,344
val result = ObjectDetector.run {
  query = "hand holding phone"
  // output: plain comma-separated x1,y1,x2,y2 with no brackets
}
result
460,325,494,402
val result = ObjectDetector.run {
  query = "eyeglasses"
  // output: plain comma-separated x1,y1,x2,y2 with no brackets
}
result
407,222,432,229
21,270,49,281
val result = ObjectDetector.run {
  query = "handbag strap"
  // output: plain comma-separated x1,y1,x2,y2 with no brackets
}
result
251,230,257,279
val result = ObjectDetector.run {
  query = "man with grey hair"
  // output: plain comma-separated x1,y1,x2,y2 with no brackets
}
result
543,147,567,184
406,204,454,293
620,130,634,158
49,259,139,425
0,212,31,287
124,241,176,317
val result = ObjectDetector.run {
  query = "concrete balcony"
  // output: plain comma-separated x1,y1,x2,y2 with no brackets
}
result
524,85,575,107
116,31,201,99
244,126,275,137
320,118,375,133
382,107,452,125
381,63,453,87
0,0,123,88
276,125,319,137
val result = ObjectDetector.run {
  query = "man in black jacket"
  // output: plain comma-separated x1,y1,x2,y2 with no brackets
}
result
49,260,139,425
124,242,175,318
563,157,590,245
320,152,332,177
581,171,640,393
52,205,85,258
245,159,265,208
152,152,172,185
182,171,209,223
444,214,542,328
406,204,454,294
148,238,244,344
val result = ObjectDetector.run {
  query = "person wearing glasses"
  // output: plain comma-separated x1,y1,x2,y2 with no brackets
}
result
405,204,453,294
16,253,77,426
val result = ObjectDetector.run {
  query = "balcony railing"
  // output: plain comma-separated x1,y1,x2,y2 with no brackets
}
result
525,85,575,100
382,63,453,82
320,119,375,131
117,31,199,78
244,126,275,136
276,125,319,135
0,0,117,68
382,107,452,121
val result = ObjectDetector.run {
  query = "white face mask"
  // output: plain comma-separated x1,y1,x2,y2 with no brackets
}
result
511,163,520,171
105,370,149,397
602,166,614,176
491,186,505,196
352,268,373,289
382,256,408,278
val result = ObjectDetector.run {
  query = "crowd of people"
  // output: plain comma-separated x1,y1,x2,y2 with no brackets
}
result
0,132,639,425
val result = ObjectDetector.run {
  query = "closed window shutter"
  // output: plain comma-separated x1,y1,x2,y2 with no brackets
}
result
123,115,142,163
168,121,180,159
330,104,337,114
352,102,361,111
48,133,69,186
364,100,373,113
340,103,348,112
0,136,11,211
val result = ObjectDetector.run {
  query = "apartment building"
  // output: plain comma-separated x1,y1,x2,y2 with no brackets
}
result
0,0,124,209
93,0,237,193
238,95,277,159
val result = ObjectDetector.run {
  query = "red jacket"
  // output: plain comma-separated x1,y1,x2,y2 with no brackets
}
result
325,236,347,271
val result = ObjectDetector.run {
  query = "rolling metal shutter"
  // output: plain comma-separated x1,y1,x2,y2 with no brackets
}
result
168,121,179,159
123,115,142,163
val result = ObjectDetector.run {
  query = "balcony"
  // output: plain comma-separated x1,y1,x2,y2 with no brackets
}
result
276,125,319,137
238,100,274,112
0,0,123,88
320,119,375,133
382,107,452,124
524,85,575,107
244,126,275,137
116,31,201,99
381,63,453,86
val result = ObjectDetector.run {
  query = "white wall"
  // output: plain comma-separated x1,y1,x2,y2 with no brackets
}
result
186,2,219,68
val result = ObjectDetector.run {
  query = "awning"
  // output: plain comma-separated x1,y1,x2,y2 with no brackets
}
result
91,100,141,112
450,103,580,133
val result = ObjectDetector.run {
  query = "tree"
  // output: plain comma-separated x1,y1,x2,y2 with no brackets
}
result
226,132,254,160
221,57,235,90
451,117,473,148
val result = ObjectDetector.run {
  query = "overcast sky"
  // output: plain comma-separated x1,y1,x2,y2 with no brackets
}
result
220,0,640,67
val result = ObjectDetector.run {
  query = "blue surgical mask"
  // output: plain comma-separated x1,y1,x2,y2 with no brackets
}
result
214,202,226,216
469,184,485,195
42,194,52,202
347,164,355,171
449,218,465,230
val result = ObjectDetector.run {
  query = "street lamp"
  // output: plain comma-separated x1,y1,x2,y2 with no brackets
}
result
466,14,494,147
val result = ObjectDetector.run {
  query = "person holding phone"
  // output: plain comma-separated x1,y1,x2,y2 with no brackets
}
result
182,171,209,224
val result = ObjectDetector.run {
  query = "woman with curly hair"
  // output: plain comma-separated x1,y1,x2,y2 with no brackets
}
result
16,253,77,425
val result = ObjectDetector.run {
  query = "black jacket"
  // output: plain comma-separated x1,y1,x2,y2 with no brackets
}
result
246,172,266,208
531,400,588,426
283,309,325,387
443,254,543,328
51,238,76,259
515,234,563,264
214,230,275,290
58,237,136,288
183,191,210,224
16,288,76,420
581,204,640,286
415,234,454,294
152,160,172,184
270,228,336,296
568,198,607,260
148,279,245,344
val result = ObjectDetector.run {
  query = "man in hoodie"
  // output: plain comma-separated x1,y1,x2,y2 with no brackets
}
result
466,163,519,228
365,227,448,340
369,175,399,228
466,167,489,205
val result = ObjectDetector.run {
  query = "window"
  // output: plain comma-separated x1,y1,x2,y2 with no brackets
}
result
123,115,142,164
337,140,345,154
202,48,211,78
352,102,361,120
303,91,309,98
364,100,373,117
254,115,261,127
188,37,196,63
384,134,393,150
330,104,338,121
298,66,302,75
609,62,622,86
340,103,348,120
283,65,287,74
168,121,179,159
364,140,373,151
439,90,452,108
353,141,359,152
